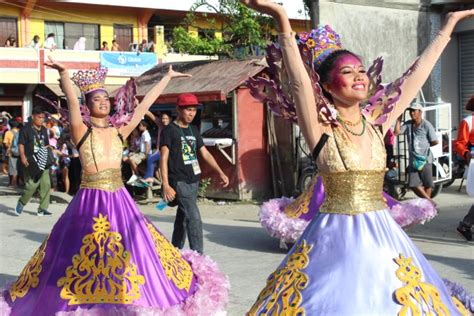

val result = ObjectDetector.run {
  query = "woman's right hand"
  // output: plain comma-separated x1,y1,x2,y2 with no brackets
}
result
162,184,176,202
44,56,68,74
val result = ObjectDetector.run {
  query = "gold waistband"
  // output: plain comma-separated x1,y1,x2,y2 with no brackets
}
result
319,170,387,215
80,169,123,192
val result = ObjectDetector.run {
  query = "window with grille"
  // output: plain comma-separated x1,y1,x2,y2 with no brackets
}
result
0,17,18,47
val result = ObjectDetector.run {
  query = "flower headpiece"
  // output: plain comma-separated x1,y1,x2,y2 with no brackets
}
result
71,67,108,95
298,25,342,68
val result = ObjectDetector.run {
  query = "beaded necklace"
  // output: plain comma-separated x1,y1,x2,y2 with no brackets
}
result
337,115,366,136
338,114,362,126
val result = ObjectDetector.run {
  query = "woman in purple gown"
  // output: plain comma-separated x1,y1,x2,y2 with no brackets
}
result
241,0,473,314
0,59,229,315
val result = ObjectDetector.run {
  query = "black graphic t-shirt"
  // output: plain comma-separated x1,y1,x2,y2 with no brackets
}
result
160,123,204,186
18,122,49,158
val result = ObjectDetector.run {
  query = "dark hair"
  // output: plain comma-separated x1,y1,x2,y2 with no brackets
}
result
112,40,117,44
466,95,474,112
47,33,55,38
316,49,361,101
161,111,172,119
102,41,108,46
9,120,19,129
32,106,44,115
33,35,40,42
139,120,148,129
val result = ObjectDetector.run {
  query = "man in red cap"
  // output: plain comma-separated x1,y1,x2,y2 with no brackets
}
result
160,93,229,253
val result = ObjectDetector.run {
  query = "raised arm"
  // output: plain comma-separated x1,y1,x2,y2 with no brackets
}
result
383,9,474,132
240,0,320,150
45,57,87,144
119,66,190,138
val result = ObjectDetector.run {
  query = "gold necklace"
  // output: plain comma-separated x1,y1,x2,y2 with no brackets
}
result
90,120,110,129
337,114,362,126
337,115,366,136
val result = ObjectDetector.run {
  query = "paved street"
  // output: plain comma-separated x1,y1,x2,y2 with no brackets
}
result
0,177,473,315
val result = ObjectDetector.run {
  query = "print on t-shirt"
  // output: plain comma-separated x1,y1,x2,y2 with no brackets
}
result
181,135,197,165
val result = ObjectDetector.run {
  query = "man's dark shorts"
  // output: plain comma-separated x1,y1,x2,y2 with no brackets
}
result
408,163,434,188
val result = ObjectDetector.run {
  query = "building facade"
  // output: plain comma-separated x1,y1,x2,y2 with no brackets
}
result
0,0,308,119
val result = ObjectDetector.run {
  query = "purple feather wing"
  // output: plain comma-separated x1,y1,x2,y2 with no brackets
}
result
246,40,338,126
35,94,91,126
246,43,297,123
363,58,419,125
109,78,137,128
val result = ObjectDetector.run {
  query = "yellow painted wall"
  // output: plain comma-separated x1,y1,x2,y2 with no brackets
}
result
192,16,224,39
0,4,20,16
28,19,44,46
28,6,139,45
188,26,199,39
133,27,139,44
100,25,114,48
153,25,167,57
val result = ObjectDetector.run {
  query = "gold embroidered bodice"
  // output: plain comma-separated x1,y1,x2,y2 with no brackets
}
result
79,128,123,175
317,123,386,173
316,123,388,215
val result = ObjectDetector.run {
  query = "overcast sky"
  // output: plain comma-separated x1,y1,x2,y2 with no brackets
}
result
57,0,309,20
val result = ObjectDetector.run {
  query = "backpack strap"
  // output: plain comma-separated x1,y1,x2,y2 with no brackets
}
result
76,127,92,151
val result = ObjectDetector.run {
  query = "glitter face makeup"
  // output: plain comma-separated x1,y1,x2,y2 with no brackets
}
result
328,54,369,104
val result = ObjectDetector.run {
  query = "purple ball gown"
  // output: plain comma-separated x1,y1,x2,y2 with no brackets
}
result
0,128,229,316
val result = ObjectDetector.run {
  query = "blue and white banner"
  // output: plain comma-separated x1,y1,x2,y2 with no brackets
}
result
100,52,158,77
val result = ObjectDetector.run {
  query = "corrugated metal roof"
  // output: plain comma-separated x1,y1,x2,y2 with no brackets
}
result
131,58,266,101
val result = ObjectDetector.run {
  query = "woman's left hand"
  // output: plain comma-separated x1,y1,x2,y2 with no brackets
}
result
446,9,474,23
166,65,192,79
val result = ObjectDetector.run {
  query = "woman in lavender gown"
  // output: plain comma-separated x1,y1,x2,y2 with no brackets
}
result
242,0,473,314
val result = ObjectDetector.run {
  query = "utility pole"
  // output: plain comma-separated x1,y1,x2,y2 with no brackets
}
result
310,0,319,29
303,0,320,28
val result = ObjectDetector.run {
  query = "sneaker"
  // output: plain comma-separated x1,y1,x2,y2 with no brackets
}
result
126,174,138,185
14,201,24,216
37,209,53,217
456,222,472,241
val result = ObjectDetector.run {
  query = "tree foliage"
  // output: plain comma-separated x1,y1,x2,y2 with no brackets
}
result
171,0,274,57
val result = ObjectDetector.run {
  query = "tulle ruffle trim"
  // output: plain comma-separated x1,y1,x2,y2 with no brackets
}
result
259,197,309,243
259,197,437,243
443,278,474,313
0,250,229,316
388,198,437,229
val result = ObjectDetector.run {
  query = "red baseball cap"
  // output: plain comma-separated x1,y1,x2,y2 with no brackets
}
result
176,93,201,107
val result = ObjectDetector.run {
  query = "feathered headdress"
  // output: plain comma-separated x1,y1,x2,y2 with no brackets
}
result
37,67,137,128
247,25,418,126
298,25,342,68
71,67,108,96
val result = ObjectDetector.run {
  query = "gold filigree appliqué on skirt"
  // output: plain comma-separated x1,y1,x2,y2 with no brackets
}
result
146,221,193,292
284,177,318,219
247,240,313,316
9,236,49,301
57,213,145,305
393,254,450,316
